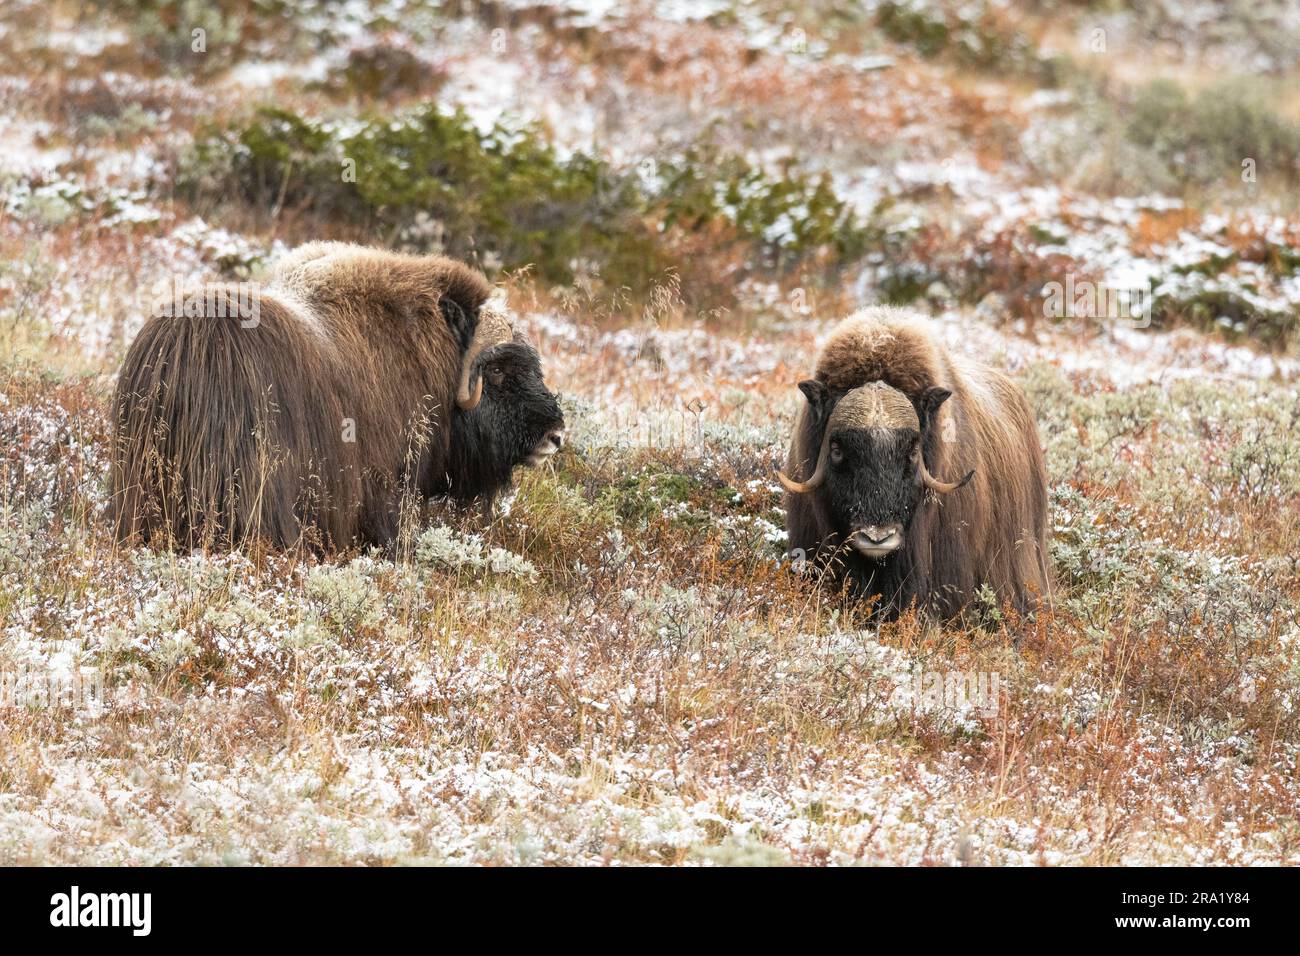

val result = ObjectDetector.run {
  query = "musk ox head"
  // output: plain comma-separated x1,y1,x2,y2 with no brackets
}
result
447,300,565,501
778,380,972,560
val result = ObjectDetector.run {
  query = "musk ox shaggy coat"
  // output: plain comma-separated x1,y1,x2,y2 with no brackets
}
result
781,308,1050,618
110,242,564,550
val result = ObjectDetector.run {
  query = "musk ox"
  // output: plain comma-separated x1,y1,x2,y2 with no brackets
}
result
110,241,565,550
779,308,1050,618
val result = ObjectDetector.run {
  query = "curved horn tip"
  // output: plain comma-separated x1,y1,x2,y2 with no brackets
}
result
457,376,483,411
922,466,975,494
776,469,813,494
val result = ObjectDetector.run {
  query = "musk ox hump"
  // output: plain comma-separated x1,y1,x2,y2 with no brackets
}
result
814,309,944,399
437,259,494,314
269,243,493,334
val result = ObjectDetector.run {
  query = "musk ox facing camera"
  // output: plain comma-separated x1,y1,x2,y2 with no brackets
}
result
779,308,1052,619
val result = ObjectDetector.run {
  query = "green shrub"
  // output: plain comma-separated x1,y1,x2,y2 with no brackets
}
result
181,106,663,287
876,0,1061,80
1151,287,1295,346
1125,79,1300,188
181,107,877,303
877,1,951,59
659,147,874,270
117,0,245,73
324,33,447,100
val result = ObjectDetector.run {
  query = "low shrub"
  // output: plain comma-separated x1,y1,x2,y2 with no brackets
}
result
180,106,878,310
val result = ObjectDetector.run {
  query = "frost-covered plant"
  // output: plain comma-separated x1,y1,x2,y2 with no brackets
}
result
1051,484,1295,657
304,561,385,633
170,218,272,278
100,589,193,667
414,526,537,580
126,0,243,73
1127,78,1300,188
0,504,46,579
619,582,740,652
80,102,159,141
692,835,792,866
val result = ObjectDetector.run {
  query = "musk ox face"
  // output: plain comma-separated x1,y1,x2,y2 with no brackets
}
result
474,340,566,464
447,337,565,501
780,380,973,562
824,418,922,560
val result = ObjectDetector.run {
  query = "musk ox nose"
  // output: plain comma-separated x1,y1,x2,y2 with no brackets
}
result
848,523,903,560
525,427,566,466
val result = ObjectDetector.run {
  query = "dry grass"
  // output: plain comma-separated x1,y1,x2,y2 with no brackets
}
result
2,288,1297,864
1,0,1298,866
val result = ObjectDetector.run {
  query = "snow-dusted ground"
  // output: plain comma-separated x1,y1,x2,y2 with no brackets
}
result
1,0,1298,865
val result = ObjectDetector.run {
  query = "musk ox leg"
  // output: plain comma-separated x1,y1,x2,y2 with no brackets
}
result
357,487,401,551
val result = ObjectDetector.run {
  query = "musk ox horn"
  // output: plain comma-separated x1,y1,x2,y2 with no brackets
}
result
777,427,832,494
918,453,974,494
457,302,515,411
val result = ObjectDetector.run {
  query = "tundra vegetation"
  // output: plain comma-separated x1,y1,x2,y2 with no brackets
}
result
0,0,1298,864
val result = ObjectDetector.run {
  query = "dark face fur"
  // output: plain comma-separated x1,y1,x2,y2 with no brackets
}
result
447,339,565,502
822,423,923,560
794,380,956,562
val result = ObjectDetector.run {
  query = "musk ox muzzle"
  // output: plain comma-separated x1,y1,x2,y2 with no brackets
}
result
849,523,904,559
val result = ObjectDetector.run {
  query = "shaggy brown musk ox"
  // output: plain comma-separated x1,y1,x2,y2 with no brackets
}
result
779,308,1050,618
110,242,565,550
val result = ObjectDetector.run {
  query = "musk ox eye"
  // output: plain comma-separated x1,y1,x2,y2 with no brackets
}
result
487,365,505,387
829,441,844,466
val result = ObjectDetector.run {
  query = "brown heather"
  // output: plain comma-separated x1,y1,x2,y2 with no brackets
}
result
1,0,1298,866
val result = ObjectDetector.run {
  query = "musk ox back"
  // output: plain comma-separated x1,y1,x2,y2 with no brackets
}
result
780,307,1050,618
110,242,565,551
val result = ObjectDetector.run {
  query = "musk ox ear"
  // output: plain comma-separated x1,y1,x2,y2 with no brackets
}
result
798,379,829,422
435,261,493,349
917,386,952,433
438,296,480,350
